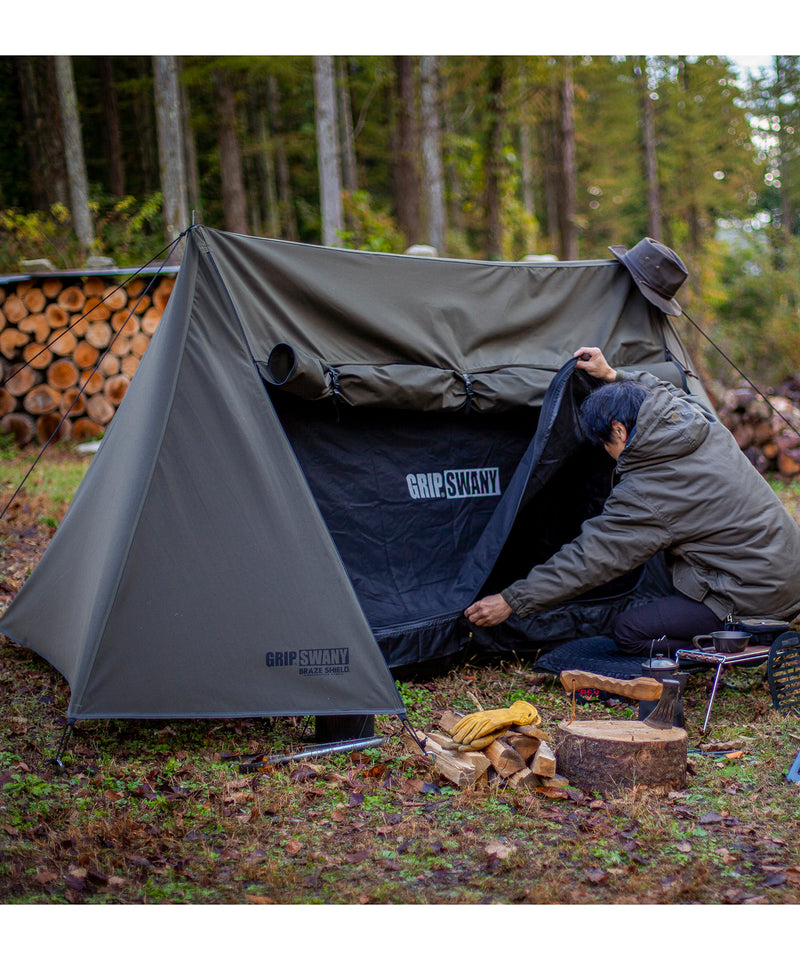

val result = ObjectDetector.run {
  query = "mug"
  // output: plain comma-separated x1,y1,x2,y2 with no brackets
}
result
692,630,751,654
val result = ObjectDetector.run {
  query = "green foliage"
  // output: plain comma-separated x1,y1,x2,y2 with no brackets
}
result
0,193,164,273
706,230,800,383
340,190,405,253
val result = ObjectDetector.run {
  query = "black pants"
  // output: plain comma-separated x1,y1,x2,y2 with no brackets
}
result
612,594,724,658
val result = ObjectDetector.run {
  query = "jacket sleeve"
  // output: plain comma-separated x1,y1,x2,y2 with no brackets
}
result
500,484,674,618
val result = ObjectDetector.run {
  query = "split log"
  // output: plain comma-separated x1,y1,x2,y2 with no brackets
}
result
22,287,46,313
86,393,115,424
102,285,128,311
4,364,38,396
57,285,86,313
44,303,69,329
120,354,140,378
507,766,539,790
82,296,111,323
554,719,687,795
73,340,100,369
111,310,139,337
130,332,151,358
47,358,79,391
71,418,104,443
41,278,63,299
18,313,50,343
141,308,161,336
84,321,112,349
483,737,525,777
60,387,86,417
79,370,105,395
47,329,77,357
0,388,15,417
503,730,549,762
83,277,106,297
104,374,129,406
152,278,174,313
36,412,71,444
2,294,28,325
0,328,30,359
109,336,132,357
23,384,60,415
407,729,490,788
99,353,120,377
22,342,52,370
1,412,35,445
529,741,557,779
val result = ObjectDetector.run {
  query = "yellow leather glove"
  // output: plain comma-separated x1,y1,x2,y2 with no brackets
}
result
450,700,541,748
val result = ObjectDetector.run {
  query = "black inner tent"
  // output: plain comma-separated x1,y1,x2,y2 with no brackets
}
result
266,359,670,672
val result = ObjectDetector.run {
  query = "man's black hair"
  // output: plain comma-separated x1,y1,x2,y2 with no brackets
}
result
579,380,650,444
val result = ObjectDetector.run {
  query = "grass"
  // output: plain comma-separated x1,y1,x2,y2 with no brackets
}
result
1,446,800,918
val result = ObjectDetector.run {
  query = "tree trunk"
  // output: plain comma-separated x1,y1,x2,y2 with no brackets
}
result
639,56,662,240
266,75,297,241
251,86,279,238
152,55,189,245
337,58,359,193
394,56,421,245
485,56,504,260
16,57,68,209
313,55,344,247
560,56,578,260
420,55,446,254
53,55,95,256
214,68,249,235
181,71,202,224
97,56,125,197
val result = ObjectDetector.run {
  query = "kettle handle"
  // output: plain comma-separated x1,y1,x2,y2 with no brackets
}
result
692,634,712,650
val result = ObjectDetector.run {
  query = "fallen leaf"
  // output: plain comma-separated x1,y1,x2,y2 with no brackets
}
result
676,841,692,853
245,894,275,904
286,839,303,856
698,812,723,824
485,839,517,860
347,850,370,864
586,868,606,884
35,869,58,885
348,792,364,807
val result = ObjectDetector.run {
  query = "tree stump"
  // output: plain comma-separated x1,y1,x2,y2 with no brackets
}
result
554,719,687,795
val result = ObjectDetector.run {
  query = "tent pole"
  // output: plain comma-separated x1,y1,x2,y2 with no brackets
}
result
238,735,385,772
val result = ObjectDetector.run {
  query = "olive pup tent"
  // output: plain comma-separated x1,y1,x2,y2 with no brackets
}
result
0,225,704,721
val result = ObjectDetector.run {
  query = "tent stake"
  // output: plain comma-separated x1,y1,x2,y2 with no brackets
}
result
50,719,76,768
238,735,385,772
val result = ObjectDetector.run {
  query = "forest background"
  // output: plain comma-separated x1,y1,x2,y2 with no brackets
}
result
1,47,800,389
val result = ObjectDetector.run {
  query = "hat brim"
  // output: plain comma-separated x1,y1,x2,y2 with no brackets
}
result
609,244,682,317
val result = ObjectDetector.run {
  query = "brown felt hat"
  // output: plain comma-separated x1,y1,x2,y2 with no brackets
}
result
609,237,687,317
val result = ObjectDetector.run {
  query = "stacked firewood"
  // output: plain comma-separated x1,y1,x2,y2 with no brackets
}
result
715,381,800,478
406,709,570,795
0,275,174,445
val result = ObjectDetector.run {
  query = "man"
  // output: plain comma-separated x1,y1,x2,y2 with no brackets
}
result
465,346,800,656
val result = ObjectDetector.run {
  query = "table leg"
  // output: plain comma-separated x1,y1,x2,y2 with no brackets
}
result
702,662,726,733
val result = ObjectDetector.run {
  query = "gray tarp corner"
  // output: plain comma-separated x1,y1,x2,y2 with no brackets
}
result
0,225,704,720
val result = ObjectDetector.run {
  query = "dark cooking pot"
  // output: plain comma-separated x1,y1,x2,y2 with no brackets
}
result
692,630,751,654
641,655,679,679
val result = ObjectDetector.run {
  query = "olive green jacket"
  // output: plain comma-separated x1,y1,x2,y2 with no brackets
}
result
502,371,800,623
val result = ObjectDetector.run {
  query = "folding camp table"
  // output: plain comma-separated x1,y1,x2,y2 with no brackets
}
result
675,645,771,733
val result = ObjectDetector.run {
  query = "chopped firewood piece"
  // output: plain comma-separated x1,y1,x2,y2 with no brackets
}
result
503,731,547,761
406,729,490,788
530,741,557,779
511,722,551,741
483,737,525,777
507,766,538,789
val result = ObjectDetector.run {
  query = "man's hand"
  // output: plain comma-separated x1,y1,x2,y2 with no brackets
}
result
465,594,513,627
574,346,617,383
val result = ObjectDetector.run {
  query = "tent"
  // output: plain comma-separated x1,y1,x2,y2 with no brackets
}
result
0,225,704,720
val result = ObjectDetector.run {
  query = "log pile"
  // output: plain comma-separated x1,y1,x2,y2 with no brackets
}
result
716,381,800,479
0,275,175,445
406,709,570,795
